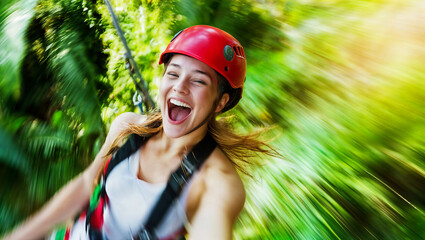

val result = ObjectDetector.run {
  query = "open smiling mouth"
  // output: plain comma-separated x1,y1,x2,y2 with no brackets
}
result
167,98,192,123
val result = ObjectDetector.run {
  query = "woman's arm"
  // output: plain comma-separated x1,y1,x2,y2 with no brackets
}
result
188,164,246,240
3,112,143,240
3,169,96,240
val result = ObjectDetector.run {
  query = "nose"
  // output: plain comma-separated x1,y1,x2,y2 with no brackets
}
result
173,76,189,95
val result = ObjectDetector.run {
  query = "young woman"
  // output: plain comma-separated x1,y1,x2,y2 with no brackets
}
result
3,25,276,240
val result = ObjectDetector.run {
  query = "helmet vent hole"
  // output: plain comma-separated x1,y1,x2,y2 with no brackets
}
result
233,46,245,57
240,47,245,57
225,66,229,71
233,47,239,56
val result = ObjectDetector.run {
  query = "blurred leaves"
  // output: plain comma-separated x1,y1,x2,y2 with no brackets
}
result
0,0,38,100
1,0,425,239
234,0,425,239
0,0,107,232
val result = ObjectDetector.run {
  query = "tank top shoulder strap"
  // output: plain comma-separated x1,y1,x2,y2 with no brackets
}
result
104,134,148,180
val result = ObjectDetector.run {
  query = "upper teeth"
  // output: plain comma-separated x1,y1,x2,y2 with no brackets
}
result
170,99,191,109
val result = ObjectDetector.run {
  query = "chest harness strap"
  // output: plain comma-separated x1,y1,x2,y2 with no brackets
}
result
85,132,217,240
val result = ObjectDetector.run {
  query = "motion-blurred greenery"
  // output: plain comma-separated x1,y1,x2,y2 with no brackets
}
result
1,0,424,239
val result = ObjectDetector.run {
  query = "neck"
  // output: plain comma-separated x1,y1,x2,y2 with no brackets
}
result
155,124,209,157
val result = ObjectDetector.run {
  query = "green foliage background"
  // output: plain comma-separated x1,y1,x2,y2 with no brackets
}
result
1,0,424,239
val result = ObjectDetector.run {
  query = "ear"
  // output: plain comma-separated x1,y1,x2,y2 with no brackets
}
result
215,93,230,113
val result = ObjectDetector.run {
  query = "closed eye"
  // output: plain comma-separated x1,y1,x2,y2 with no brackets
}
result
167,72,179,78
194,80,207,85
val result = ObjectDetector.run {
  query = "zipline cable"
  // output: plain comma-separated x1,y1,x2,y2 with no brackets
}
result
104,0,156,112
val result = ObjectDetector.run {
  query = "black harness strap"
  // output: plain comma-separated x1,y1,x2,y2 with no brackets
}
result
88,132,216,240
137,133,217,240
104,134,146,180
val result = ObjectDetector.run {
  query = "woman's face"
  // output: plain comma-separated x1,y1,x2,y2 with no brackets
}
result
159,54,228,138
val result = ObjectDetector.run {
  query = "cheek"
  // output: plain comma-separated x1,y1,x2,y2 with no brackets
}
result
207,85,219,100
159,80,169,106
159,77,171,95
197,89,218,106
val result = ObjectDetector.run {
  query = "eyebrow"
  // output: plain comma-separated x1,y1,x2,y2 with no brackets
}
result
168,63,212,79
169,63,181,68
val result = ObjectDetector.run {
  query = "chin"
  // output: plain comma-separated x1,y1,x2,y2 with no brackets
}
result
162,123,186,139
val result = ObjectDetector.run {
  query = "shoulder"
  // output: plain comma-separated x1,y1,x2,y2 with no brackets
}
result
106,112,147,137
84,112,147,183
199,148,246,219
110,112,147,130
105,112,146,142
186,147,246,238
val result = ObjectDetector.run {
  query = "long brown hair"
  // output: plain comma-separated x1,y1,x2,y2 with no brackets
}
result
98,110,279,181
105,111,163,157
207,116,279,176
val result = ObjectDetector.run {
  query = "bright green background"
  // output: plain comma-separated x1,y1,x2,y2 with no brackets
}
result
1,0,425,239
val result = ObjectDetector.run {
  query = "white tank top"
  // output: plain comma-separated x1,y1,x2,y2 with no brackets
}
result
68,148,192,240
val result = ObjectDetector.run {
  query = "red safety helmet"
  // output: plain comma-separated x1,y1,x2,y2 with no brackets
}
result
159,25,246,112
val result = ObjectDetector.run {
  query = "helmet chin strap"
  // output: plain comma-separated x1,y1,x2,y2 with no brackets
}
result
183,99,220,136
183,113,213,136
